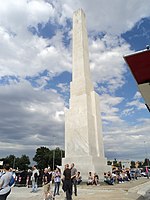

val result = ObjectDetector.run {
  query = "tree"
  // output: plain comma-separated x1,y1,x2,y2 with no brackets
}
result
33,146,65,170
15,155,30,170
33,147,51,169
1,154,30,170
4,155,16,168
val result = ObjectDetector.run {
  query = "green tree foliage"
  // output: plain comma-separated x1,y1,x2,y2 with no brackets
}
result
4,155,16,167
33,146,65,170
1,154,30,170
33,147,51,169
15,155,30,170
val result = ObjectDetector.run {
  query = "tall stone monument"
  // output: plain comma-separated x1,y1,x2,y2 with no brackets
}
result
62,9,110,180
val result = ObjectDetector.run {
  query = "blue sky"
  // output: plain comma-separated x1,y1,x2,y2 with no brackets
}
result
0,0,150,162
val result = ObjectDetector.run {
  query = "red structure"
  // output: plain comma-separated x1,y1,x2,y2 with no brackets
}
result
124,49,150,112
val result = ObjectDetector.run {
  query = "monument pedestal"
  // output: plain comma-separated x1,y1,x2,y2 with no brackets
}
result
62,156,110,181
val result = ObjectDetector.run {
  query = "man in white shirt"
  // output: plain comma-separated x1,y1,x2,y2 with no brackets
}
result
31,165,39,192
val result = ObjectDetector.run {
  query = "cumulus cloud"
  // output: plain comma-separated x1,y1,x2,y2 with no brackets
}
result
89,34,132,92
0,0,71,77
58,0,150,34
103,118,150,160
0,80,65,157
125,91,146,111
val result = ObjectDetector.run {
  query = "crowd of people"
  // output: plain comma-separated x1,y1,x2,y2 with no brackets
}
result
85,167,149,186
103,168,147,185
0,163,149,200
0,163,80,200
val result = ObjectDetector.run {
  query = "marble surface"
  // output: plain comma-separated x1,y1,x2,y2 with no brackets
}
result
63,9,110,180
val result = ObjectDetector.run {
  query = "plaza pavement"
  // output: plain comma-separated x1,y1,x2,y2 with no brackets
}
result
7,178,150,200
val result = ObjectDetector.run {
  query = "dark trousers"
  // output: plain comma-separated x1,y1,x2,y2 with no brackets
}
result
0,190,11,200
71,179,77,196
53,182,60,196
64,180,72,200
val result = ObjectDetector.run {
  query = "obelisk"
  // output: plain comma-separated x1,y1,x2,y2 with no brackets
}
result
62,8,110,180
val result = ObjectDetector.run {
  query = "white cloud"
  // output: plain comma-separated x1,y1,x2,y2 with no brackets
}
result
57,83,70,94
0,0,54,32
125,91,146,110
59,0,150,34
0,80,65,157
99,94,124,125
1,0,149,80
127,100,146,110
122,107,135,116
133,91,143,100
89,34,132,92
0,0,72,77
103,118,150,160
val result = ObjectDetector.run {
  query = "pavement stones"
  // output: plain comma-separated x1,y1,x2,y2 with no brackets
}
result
7,178,150,200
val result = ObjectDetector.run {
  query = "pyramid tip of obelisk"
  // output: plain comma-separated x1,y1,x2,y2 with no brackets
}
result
73,8,85,16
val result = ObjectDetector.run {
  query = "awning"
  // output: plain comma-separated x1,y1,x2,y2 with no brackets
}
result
123,49,150,112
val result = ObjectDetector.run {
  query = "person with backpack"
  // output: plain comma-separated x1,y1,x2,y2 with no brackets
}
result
0,164,12,200
31,165,39,193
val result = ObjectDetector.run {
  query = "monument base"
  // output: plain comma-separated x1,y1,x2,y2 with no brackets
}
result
62,156,111,182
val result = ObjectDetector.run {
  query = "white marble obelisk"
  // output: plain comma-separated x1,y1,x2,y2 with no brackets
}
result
62,9,110,180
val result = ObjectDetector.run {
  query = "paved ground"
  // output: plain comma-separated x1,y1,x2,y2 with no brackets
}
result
7,178,150,200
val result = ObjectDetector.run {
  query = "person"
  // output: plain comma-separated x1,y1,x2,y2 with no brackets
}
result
104,172,114,185
31,165,39,192
0,164,12,200
146,166,149,179
71,163,77,196
9,168,16,187
53,167,61,197
76,172,82,185
87,172,94,185
93,172,99,185
42,168,54,200
48,167,53,183
63,164,72,200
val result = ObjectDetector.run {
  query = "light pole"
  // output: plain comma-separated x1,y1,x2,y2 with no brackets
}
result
53,149,55,170
53,136,55,170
